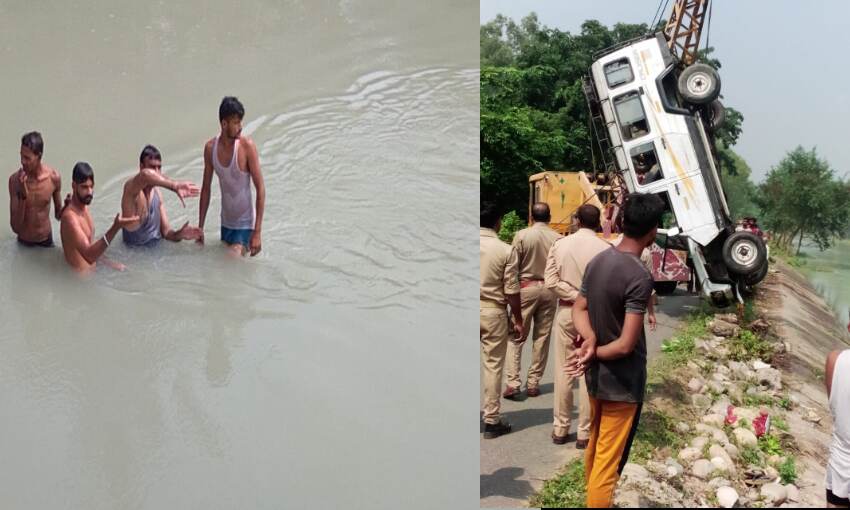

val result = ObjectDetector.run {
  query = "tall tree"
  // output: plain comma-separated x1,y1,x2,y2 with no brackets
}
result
480,15,747,219
755,147,850,254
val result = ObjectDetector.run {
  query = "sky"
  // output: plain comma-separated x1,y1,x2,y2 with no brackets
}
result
480,0,850,182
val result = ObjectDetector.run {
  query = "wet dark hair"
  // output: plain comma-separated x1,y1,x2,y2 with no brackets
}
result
21,131,44,157
576,204,601,230
481,201,502,229
139,144,162,165
623,193,665,239
72,162,94,184
219,96,245,121
531,202,551,223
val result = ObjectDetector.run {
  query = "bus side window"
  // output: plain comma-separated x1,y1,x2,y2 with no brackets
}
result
604,58,633,88
613,91,650,141
630,142,665,186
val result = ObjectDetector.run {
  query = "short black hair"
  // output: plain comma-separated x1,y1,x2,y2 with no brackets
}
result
622,193,665,239
219,96,245,121
576,204,601,230
21,131,43,157
72,162,94,184
139,144,162,165
481,201,502,229
531,202,551,222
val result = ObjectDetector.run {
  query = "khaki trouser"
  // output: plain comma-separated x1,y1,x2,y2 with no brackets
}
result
585,397,643,508
552,305,591,439
480,304,510,425
505,281,556,390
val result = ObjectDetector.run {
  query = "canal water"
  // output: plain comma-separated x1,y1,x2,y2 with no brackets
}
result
0,1,478,508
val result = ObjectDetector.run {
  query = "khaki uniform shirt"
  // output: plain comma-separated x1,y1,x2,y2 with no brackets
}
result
512,222,561,281
544,228,612,301
480,228,519,305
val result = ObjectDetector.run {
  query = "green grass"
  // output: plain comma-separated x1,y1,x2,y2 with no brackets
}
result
743,298,758,324
777,395,793,410
779,457,798,484
660,313,711,366
530,458,585,508
772,417,789,432
729,330,775,363
742,393,775,408
630,408,687,463
770,241,809,268
758,434,783,456
787,256,807,268
740,445,764,467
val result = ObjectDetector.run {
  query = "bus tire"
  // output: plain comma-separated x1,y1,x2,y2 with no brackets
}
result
722,231,767,276
678,64,721,105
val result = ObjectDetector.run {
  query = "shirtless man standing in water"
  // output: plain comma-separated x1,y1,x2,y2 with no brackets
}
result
8,132,63,247
60,162,138,273
198,96,266,256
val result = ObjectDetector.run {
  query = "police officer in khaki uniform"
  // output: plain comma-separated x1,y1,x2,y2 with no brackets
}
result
503,203,561,399
480,202,524,439
544,204,610,447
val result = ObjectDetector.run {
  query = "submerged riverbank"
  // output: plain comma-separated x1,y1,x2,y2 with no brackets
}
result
533,260,850,508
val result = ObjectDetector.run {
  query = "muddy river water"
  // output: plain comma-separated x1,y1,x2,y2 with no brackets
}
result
0,2,478,507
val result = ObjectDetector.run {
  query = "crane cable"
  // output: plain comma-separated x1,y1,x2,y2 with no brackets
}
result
706,0,714,55
648,0,666,32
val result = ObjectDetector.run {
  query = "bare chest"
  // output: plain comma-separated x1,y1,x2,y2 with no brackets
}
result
24,174,55,209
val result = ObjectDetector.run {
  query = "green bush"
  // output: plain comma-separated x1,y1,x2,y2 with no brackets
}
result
531,458,585,508
758,434,783,456
779,457,797,484
740,445,763,467
729,330,774,362
498,210,526,243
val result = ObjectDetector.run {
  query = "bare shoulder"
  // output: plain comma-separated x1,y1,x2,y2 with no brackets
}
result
204,138,215,157
60,207,80,228
239,136,259,154
49,166,61,185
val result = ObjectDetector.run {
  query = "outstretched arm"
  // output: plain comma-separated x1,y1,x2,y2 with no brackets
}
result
197,142,214,244
61,213,138,265
128,168,199,207
159,190,202,242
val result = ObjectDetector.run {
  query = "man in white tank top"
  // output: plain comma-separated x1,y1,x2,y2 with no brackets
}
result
826,345,850,508
198,96,266,256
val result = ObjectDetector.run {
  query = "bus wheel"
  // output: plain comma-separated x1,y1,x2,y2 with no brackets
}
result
678,64,721,105
722,231,767,276
707,100,726,131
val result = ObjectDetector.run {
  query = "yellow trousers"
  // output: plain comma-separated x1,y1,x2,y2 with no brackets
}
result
584,397,642,508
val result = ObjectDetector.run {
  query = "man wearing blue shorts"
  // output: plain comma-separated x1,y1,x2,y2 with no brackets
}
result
198,96,266,256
